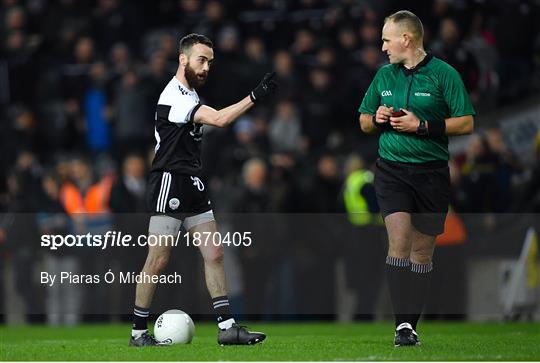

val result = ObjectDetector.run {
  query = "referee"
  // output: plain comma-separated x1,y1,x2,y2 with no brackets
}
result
358,10,475,346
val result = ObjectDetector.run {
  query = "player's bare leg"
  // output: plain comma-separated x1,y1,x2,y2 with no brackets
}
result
190,221,227,298
130,215,180,347
135,234,175,308
189,220,265,345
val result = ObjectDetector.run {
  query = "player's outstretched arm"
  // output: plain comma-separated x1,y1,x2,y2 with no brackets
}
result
194,72,277,128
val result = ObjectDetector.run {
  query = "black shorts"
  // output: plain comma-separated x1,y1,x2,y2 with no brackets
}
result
374,158,450,236
147,171,212,217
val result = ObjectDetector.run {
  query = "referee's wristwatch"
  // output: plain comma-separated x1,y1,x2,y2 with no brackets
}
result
416,119,428,136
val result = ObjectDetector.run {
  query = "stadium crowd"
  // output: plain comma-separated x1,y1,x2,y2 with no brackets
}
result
1,0,539,323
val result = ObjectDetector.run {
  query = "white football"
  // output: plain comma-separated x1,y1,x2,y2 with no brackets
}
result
154,309,195,344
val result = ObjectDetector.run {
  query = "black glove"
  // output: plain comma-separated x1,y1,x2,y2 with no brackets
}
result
250,72,278,103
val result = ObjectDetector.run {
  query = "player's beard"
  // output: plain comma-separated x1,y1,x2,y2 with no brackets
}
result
185,62,207,89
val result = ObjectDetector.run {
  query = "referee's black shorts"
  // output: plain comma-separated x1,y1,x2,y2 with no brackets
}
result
374,158,450,236
147,171,212,218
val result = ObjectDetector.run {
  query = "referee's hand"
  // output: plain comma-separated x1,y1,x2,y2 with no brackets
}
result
375,105,393,124
389,108,420,133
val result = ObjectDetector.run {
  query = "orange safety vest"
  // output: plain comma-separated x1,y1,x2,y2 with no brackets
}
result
436,209,466,246
60,176,113,215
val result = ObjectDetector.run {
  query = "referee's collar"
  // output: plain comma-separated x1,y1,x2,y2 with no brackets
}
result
399,53,433,76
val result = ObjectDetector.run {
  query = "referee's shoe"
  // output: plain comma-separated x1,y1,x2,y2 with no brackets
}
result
394,323,420,347
218,323,266,345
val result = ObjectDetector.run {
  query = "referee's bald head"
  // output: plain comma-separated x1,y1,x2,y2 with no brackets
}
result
384,10,424,45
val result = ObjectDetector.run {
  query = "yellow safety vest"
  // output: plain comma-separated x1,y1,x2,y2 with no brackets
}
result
344,170,382,226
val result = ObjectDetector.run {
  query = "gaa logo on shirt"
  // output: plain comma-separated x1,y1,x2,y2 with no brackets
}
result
381,90,392,96
169,198,180,210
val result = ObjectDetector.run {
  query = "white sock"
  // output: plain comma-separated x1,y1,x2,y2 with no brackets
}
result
218,318,235,330
132,329,148,338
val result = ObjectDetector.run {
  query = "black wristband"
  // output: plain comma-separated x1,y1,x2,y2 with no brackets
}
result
372,115,391,131
428,120,446,137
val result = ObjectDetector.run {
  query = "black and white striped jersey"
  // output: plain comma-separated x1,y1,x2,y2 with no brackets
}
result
150,77,204,175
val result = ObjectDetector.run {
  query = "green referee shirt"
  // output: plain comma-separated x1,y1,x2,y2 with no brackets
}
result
358,54,476,163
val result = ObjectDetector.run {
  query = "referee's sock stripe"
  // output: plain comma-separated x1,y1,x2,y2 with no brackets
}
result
411,262,433,274
386,256,410,267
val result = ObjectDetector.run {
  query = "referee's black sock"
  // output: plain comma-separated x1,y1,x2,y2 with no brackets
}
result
409,262,433,331
385,256,411,328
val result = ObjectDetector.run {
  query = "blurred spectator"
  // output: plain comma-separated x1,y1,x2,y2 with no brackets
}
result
494,0,536,104
108,154,148,319
291,28,317,66
141,50,171,108
460,134,498,213
268,99,303,154
273,50,300,99
240,36,271,91
109,42,132,82
83,61,112,154
301,67,338,150
341,154,384,320
194,0,228,44
234,158,271,317
59,157,112,216
0,153,43,322
358,22,379,48
92,0,140,52
109,154,147,213
222,116,268,176
112,68,151,159
431,17,480,98
60,36,96,102
485,127,523,212
336,26,361,66
308,153,342,213
38,170,81,325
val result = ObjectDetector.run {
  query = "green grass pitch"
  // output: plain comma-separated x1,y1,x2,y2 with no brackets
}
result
1,322,539,361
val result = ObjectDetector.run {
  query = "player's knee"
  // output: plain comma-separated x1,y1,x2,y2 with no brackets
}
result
203,245,224,264
145,255,170,275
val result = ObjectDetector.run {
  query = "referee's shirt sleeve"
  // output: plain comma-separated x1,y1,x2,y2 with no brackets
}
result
440,65,476,117
358,68,382,115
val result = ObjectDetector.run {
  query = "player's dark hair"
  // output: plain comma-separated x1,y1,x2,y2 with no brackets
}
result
179,33,213,55
385,10,424,42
